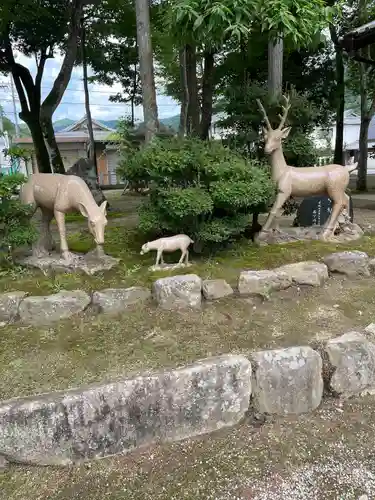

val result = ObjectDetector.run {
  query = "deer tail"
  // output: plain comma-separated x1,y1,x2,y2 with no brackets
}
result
347,162,358,174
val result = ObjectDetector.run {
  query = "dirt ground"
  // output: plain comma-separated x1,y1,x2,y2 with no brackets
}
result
2,192,375,499
0,274,374,402
2,395,375,499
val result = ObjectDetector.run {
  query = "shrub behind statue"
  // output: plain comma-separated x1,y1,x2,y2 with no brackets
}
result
118,137,275,249
0,173,36,261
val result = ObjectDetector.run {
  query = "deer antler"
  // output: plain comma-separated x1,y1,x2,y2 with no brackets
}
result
256,98,272,131
277,94,291,130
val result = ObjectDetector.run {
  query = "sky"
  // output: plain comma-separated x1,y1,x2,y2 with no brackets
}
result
0,52,180,126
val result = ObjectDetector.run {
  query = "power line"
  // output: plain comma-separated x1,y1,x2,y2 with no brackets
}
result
0,98,178,107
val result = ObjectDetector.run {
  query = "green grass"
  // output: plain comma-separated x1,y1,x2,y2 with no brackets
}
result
1,224,375,295
0,222,375,401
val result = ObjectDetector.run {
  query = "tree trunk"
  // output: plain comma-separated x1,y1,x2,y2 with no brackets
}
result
24,115,51,173
329,24,345,165
185,44,200,136
81,23,96,168
40,116,65,173
268,35,283,101
178,46,189,138
135,0,159,144
357,117,370,191
200,50,215,140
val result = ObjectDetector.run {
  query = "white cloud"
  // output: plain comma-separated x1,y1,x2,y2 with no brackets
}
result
0,52,179,125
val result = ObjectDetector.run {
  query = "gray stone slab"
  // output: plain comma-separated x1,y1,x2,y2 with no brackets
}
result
324,331,375,396
238,269,292,297
0,291,27,325
202,279,234,300
18,290,91,325
152,274,202,309
0,355,251,465
92,287,151,314
250,346,323,415
323,251,370,277
275,261,329,287
18,251,120,276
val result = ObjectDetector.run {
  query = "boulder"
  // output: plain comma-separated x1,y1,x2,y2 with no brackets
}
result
369,258,375,275
18,290,91,325
276,261,328,287
250,346,323,414
324,331,375,396
323,251,370,277
92,287,151,314
238,269,291,297
0,291,27,325
0,354,251,466
202,279,233,300
152,274,202,309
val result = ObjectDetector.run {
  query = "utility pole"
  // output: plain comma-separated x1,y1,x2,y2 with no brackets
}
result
10,74,20,136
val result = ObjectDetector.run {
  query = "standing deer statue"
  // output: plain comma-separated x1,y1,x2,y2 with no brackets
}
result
256,95,358,241
20,173,108,261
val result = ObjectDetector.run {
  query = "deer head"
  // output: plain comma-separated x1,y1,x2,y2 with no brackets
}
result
78,200,108,246
256,95,292,154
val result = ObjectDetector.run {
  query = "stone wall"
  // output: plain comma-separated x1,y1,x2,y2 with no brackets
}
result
1,250,375,466
1,251,373,326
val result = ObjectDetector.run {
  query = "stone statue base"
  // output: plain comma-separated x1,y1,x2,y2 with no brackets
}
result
148,262,192,272
18,249,120,276
256,222,364,246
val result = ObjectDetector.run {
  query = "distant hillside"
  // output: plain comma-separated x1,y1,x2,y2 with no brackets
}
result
10,114,181,136
52,115,180,132
53,118,75,131
160,115,179,131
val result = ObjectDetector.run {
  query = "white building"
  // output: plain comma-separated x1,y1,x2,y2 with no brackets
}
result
0,132,12,175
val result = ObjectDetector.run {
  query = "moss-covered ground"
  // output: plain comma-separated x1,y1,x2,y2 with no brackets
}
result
1,192,375,498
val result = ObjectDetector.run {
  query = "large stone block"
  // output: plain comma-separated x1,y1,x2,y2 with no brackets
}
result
238,269,291,297
275,261,328,287
152,274,202,309
92,287,151,314
250,346,323,414
323,251,370,277
0,355,251,465
202,279,233,300
0,291,27,325
18,290,91,325
324,331,375,396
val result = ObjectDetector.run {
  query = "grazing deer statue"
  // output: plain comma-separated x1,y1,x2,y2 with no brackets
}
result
20,173,108,261
256,95,358,241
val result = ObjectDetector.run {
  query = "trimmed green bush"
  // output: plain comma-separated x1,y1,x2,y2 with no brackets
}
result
118,138,275,247
0,173,36,256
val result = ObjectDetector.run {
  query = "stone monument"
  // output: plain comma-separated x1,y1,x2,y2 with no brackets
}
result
255,95,361,244
295,194,354,228
18,173,119,275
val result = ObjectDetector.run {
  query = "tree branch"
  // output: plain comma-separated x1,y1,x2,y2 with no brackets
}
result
35,48,49,104
3,32,34,115
41,0,85,116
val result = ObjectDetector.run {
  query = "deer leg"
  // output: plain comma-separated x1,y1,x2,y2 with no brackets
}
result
54,210,74,261
155,249,163,266
185,249,189,264
321,197,346,240
33,209,55,257
261,191,291,233
178,250,186,264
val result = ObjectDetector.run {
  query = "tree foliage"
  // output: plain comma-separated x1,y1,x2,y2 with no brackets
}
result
84,0,142,124
0,0,86,173
118,137,275,247
0,173,36,254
